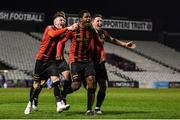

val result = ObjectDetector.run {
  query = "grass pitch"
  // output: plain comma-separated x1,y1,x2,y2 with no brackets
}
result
0,88,180,119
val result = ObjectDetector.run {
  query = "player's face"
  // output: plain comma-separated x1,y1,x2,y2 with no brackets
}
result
53,16,66,29
82,13,91,23
92,17,102,30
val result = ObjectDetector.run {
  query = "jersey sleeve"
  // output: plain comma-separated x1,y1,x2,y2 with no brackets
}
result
56,31,72,57
48,27,68,38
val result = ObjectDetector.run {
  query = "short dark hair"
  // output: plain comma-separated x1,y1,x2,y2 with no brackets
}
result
53,11,65,20
91,14,103,22
92,14,103,19
79,10,90,18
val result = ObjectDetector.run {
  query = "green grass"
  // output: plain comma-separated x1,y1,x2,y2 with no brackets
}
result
0,88,180,119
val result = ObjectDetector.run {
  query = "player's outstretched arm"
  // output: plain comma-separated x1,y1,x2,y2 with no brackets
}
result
109,36,136,49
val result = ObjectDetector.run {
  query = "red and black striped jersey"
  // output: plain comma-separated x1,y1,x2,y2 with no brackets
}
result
68,24,103,64
90,29,109,62
36,25,68,61
56,35,69,59
98,29,111,43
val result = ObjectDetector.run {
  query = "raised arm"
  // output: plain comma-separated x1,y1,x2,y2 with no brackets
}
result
48,27,68,38
109,36,136,49
104,30,136,49
48,23,78,38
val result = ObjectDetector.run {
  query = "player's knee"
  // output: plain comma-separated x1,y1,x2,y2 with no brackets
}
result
62,71,70,80
33,81,41,89
40,80,46,86
86,75,95,89
71,81,81,91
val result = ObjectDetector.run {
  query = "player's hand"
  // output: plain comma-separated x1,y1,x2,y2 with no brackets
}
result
125,41,136,49
67,23,78,31
72,23,78,30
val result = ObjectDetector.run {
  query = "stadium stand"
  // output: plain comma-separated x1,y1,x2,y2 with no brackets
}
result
0,30,39,87
104,42,179,73
0,30,180,88
134,41,180,72
0,30,39,72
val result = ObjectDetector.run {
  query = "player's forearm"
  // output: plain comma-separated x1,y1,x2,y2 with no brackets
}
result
48,28,67,37
107,36,126,46
116,40,127,46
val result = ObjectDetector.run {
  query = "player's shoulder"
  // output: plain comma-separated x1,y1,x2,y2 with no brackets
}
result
45,25,55,30
42,25,55,34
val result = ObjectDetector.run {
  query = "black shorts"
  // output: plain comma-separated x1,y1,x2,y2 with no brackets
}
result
94,62,109,82
57,59,70,73
70,61,95,82
34,60,59,81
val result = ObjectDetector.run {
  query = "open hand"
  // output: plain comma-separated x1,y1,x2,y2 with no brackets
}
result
125,41,136,49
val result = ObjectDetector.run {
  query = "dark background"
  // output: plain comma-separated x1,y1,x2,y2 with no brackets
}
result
0,0,180,45
1,0,180,32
